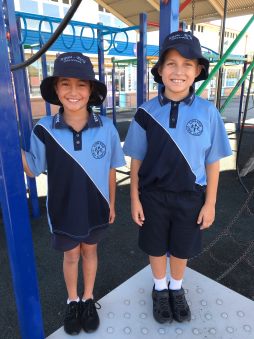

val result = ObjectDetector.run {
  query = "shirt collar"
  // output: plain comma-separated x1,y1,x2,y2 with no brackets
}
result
52,106,103,129
158,86,195,106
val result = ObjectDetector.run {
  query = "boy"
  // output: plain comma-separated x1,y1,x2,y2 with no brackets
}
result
22,52,125,335
123,31,232,323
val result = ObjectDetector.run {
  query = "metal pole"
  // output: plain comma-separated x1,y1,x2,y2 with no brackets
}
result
159,0,179,50
158,0,179,92
0,1,44,338
236,67,254,193
111,57,117,126
215,0,228,110
7,3,40,218
98,23,106,116
40,40,52,116
237,57,247,131
137,12,147,107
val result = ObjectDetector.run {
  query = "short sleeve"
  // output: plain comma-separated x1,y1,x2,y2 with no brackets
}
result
24,124,47,176
123,109,147,160
205,108,232,164
110,126,126,168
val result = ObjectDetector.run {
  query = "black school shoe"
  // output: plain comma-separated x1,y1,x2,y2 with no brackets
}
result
152,286,173,323
80,299,101,333
169,288,191,322
64,301,81,335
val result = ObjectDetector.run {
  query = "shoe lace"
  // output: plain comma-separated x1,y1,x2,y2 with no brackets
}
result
158,295,170,312
85,299,101,316
174,293,188,310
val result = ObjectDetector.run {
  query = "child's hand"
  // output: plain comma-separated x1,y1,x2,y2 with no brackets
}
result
197,203,215,230
131,199,145,227
109,205,116,224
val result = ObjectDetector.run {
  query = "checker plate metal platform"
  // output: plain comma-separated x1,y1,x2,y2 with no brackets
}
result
47,266,254,338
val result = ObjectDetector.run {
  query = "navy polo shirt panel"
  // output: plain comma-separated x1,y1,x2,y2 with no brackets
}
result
131,108,197,192
25,112,125,238
123,94,232,192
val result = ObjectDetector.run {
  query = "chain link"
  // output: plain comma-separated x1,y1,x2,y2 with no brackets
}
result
189,184,254,281
216,240,254,281
244,256,254,270
209,250,231,267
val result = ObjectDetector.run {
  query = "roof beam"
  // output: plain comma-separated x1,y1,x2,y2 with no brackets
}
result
94,0,135,27
208,0,224,17
146,0,160,11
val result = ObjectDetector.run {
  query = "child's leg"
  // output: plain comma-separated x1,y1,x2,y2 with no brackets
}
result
149,254,167,279
169,255,190,322
80,243,100,333
63,245,81,300
81,243,98,300
149,254,172,323
170,255,187,280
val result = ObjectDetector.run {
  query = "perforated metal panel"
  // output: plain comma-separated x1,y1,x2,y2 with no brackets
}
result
47,266,254,338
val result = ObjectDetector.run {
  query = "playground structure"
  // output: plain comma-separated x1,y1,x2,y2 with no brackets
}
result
0,0,254,338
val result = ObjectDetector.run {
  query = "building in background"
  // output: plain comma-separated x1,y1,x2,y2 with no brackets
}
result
13,0,253,116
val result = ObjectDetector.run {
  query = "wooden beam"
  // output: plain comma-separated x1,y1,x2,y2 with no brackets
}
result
94,0,135,27
146,0,160,11
208,0,224,17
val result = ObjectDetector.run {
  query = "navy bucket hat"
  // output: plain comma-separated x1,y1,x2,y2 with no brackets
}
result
40,52,107,106
151,31,209,84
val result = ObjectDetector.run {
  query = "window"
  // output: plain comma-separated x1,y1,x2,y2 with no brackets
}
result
98,5,109,12
20,0,38,14
197,25,204,32
225,68,241,87
62,0,74,4
28,60,42,96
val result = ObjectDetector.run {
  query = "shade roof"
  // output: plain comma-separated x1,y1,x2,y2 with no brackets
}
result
94,0,254,28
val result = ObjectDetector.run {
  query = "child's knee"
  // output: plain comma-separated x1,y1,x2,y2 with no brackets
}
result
81,243,97,260
64,246,81,264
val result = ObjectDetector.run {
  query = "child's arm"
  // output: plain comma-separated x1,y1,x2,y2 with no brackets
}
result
130,159,145,226
197,160,220,229
109,168,116,224
21,149,35,177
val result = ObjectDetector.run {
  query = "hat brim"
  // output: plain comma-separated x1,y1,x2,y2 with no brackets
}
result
40,76,107,106
151,44,209,84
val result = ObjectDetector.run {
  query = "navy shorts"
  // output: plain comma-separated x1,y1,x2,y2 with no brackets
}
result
51,226,108,252
138,190,205,259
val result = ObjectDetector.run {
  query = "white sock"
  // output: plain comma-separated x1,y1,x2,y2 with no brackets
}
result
169,277,183,290
153,276,168,291
67,297,80,304
82,295,93,302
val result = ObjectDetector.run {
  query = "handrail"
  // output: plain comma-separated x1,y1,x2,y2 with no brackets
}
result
220,60,254,114
196,15,254,96
12,10,138,61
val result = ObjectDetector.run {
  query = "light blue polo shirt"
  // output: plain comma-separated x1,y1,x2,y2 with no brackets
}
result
25,108,125,239
123,89,232,192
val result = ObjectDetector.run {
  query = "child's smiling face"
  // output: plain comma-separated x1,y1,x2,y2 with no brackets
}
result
55,77,91,115
159,49,202,101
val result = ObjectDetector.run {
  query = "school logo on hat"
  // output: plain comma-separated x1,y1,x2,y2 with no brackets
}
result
186,119,203,136
91,141,106,159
